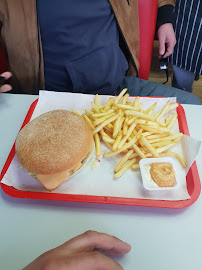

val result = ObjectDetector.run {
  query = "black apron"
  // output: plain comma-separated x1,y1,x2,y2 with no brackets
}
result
169,0,202,75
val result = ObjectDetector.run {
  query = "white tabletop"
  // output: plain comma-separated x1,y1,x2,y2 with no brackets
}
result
0,93,202,270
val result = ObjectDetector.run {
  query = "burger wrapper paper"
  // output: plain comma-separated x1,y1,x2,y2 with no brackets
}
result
2,91,201,201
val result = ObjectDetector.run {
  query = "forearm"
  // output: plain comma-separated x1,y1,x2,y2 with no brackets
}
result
156,3,175,30
157,1,176,58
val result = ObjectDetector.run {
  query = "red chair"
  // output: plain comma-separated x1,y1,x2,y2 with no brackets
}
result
138,0,158,80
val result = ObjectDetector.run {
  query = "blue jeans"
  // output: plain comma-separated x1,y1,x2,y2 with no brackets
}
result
115,76,200,105
172,65,196,93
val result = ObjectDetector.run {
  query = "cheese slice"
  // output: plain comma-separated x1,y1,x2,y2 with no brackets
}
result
37,162,82,191
37,170,72,191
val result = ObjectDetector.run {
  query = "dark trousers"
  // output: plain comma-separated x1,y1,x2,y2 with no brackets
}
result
115,76,200,105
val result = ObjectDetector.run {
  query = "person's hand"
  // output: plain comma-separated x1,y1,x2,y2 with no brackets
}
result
0,72,12,92
157,23,176,58
23,230,131,270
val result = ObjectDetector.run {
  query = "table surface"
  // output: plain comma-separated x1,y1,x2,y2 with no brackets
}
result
0,93,202,270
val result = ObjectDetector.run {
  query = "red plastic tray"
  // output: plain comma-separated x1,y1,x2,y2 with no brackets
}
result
0,98,201,208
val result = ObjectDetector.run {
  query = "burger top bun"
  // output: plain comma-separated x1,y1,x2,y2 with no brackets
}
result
15,110,93,175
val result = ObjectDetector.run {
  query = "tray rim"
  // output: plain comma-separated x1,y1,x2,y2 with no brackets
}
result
0,97,201,209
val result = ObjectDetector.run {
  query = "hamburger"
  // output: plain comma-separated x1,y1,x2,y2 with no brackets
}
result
15,110,94,191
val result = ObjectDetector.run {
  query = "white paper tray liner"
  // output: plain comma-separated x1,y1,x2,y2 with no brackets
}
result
2,91,201,201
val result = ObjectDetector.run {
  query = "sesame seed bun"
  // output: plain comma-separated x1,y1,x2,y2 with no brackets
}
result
15,110,93,175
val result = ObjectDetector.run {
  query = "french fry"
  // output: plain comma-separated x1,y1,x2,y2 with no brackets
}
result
133,96,139,109
168,103,179,111
155,139,180,146
104,97,115,111
72,110,81,116
94,133,101,157
172,139,180,143
126,102,133,106
114,149,134,173
142,132,153,137
85,109,94,117
121,93,130,105
94,94,99,106
103,135,138,158
144,102,157,114
92,109,114,118
161,151,186,168
115,104,137,110
136,128,143,138
131,164,140,170
113,116,121,138
132,143,146,159
138,139,147,152
127,116,136,125
148,133,183,144
138,103,143,110
153,109,161,119
134,119,147,125
139,124,169,133
93,114,119,134
108,123,113,129
112,133,122,151
91,102,100,113
117,108,122,116
118,117,125,132
114,158,137,178
158,121,166,127
165,115,170,125
100,129,109,137
114,88,128,104
94,112,115,126
139,135,160,158
125,110,155,121
118,122,137,149
167,113,178,130
145,121,159,127
146,133,170,140
91,159,97,169
82,114,95,131
156,143,177,153
123,118,129,135
104,126,113,134
135,119,158,126
128,152,139,159
102,135,115,144
151,141,174,147
98,104,106,109
155,100,170,122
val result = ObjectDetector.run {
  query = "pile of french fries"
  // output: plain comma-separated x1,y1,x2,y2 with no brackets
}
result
75,89,186,178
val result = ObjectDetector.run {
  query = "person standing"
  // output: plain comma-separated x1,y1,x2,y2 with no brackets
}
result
169,0,202,92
